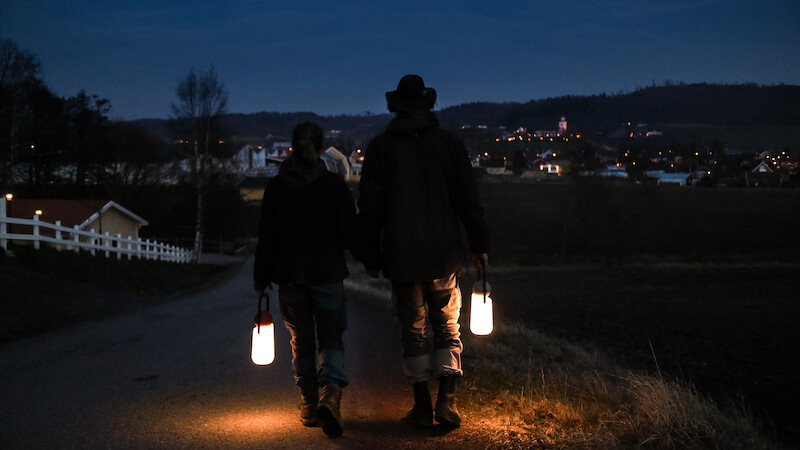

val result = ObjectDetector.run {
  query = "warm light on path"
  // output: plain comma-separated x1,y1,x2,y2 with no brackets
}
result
0,257,492,448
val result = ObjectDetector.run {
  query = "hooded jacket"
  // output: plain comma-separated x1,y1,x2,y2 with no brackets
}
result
355,111,489,282
253,156,356,289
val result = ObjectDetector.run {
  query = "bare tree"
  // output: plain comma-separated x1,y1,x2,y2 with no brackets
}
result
171,67,228,262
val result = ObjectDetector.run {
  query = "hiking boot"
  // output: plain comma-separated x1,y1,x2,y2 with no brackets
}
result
403,382,434,427
316,384,343,436
299,388,320,427
434,375,461,427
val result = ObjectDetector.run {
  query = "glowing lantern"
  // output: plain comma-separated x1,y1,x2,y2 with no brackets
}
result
251,293,275,365
470,270,493,336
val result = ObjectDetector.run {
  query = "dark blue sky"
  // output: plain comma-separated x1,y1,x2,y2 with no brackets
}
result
3,0,799,120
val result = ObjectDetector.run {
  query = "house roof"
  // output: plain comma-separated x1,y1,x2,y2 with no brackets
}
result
751,161,775,174
7,199,148,228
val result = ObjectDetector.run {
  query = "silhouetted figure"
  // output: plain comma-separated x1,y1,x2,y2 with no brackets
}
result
254,121,356,436
355,74,490,428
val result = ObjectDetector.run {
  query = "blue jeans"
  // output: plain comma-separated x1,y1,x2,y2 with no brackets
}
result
392,272,463,383
278,282,349,390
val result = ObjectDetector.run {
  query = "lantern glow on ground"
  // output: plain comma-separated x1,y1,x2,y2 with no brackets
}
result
119,399,297,448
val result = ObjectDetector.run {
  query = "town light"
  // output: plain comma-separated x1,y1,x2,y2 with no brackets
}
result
4,193,12,201
34,209,43,216
470,270,493,336
251,293,275,365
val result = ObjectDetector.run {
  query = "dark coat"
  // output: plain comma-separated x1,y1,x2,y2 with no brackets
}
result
253,157,356,290
355,111,490,282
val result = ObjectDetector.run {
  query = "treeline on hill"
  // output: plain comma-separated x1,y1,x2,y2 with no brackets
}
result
131,111,391,151
438,82,800,134
148,82,800,152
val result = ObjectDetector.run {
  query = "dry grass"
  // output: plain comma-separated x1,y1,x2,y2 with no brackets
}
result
459,321,777,449
344,263,782,449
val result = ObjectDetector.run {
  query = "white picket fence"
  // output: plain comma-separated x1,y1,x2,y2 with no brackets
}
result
0,201,193,263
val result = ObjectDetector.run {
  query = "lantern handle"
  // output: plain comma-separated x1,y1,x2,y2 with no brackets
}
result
483,267,487,304
258,291,270,312
256,292,270,334
476,267,488,304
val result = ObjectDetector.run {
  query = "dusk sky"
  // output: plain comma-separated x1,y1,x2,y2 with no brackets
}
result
3,0,799,120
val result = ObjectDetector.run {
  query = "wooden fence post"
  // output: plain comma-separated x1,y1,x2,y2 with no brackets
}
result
55,220,62,251
90,229,96,256
33,215,40,250
73,225,80,253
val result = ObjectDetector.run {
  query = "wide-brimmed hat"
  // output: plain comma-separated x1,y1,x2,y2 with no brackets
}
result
385,74,437,113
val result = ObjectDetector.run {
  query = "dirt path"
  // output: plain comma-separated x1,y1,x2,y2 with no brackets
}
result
0,257,495,449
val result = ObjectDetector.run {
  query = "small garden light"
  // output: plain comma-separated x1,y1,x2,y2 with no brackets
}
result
251,293,275,365
470,269,494,336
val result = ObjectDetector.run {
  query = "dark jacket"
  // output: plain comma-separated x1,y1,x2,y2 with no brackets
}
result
253,157,356,290
355,111,489,282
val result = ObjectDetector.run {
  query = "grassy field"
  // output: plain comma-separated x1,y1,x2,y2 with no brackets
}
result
464,179,799,447
479,177,800,265
345,259,789,449
474,262,797,447
0,245,234,343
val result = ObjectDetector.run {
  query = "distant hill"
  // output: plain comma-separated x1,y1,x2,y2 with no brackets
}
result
439,83,800,133
131,83,800,150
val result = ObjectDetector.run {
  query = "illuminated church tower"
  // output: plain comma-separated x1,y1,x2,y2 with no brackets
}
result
558,116,567,136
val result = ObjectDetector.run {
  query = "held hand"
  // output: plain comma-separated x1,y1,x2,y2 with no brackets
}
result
472,253,488,271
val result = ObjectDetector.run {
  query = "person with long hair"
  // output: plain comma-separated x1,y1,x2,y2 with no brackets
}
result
254,121,356,436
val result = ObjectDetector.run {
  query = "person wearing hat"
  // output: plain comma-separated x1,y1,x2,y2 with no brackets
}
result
354,74,490,428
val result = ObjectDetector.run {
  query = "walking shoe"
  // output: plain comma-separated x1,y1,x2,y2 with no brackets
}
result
403,381,434,427
299,388,320,427
316,384,343,436
434,375,461,427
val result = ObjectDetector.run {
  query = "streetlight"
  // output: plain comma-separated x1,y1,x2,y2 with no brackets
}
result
2,193,12,247
4,193,12,226
4,193,12,219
